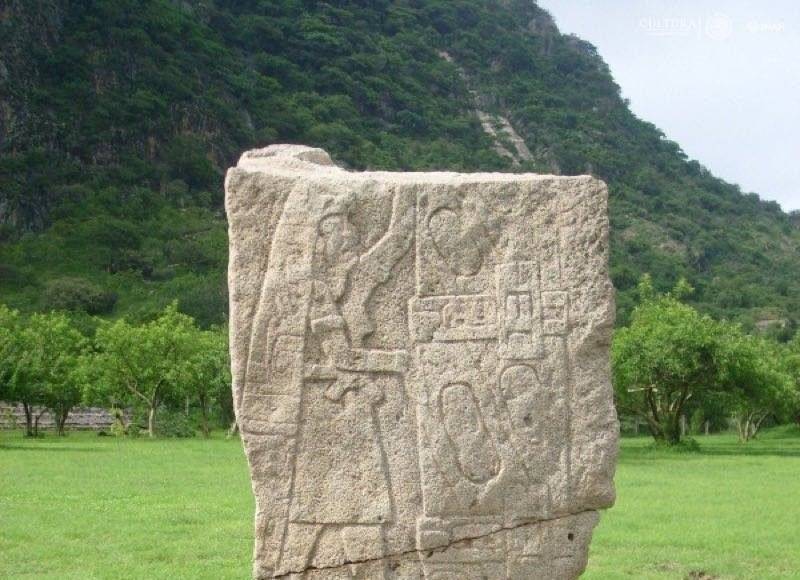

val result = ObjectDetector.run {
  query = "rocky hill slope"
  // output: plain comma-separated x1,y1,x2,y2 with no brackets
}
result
1,0,797,330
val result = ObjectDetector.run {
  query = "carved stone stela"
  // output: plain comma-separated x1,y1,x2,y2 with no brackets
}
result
226,145,618,579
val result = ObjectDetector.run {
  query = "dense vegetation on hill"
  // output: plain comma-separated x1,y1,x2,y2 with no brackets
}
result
1,0,798,330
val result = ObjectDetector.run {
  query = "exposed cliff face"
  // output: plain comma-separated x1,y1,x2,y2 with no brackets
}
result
0,0,66,229
438,49,534,167
0,0,797,328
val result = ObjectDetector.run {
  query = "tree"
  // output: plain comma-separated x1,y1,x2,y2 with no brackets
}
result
185,328,231,438
28,313,88,435
784,334,800,427
723,333,793,442
613,278,732,445
90,303,198,437
0,306,30,433
42,277,117,315
685,393,728,436
0,308,87,435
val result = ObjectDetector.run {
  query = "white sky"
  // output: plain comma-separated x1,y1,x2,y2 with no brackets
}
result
537,0,800,211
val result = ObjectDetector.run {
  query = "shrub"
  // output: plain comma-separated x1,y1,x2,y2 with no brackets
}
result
42,277,117,314
154,408,196,438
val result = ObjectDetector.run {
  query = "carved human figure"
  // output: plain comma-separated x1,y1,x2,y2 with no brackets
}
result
281,198,412,579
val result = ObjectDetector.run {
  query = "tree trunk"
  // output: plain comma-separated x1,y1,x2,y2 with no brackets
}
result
751,413,768,440
199,394,210,438
662,409,683,445
148,406,156,438
664,412,682,445
646,421,664,441
736,415,748,442
704,420,710,436
643,402,665,441
666,427,681,445
33,408,46,437
227,420,239,439
737,412,760,443
201,411,209,438
667,388,691,445
55,407,70,436
22,402,34,437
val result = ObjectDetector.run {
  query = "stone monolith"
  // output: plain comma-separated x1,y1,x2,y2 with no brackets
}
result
225,145,618,579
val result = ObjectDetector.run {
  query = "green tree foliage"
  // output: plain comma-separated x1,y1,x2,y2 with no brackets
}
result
722,334,794,442
1,300,233,437
613,279,730,445
1,0,799,327
42,277,117,315
614,277,794,444
185,328,231,438
88,303,199,437
784,336,800,427
0,308,87,435
28,313,88,435
0,306,24,425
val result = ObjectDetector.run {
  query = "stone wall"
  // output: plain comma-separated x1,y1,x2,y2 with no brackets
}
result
0,402,122,431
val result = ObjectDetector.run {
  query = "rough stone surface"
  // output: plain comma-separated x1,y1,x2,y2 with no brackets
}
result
226,145,618,579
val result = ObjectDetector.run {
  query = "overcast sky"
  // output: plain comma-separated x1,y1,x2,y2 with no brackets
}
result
537,0,800,211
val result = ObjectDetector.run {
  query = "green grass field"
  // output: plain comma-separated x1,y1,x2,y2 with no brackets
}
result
2,428,799,579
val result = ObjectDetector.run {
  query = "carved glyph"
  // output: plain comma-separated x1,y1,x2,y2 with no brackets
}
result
226,145,618,579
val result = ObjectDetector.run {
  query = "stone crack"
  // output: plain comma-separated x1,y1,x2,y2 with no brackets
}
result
271,509,598,578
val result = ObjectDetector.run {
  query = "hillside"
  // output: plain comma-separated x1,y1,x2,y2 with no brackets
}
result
1,0,798,330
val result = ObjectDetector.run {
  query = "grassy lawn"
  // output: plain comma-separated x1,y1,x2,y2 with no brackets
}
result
0,433,253,579
1,427,799,579
585,427,800,580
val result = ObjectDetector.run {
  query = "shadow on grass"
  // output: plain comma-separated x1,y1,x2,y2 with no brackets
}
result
622,447,800,461
0,442,109,452
697,444,800,458
620,428,800,461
